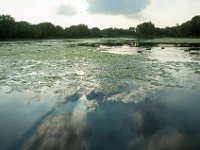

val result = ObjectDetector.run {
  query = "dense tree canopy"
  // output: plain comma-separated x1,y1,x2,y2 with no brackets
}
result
191,16,200,36
0,15,15,39
136,16,200,37
0,14,200,40
136,22,155,37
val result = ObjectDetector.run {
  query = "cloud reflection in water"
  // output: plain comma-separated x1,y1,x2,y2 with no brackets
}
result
21,88,200,150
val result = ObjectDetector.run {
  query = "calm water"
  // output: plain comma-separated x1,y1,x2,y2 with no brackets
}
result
0,38,200,150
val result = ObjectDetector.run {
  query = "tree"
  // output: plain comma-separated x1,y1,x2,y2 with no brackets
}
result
64,24,90,38
55,25,64,38
37,22,57,38
15,21,32,38
179,21,192,37
65,26,79,38
76,24,90,38
31,25,42,38
191,16,200,36
1,14,200,40
129,27,136,36
136,22,155,37
0,15,16,39
101,28,115,37
90,27,101,37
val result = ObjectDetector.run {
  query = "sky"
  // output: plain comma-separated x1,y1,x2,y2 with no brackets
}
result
0,0,200,29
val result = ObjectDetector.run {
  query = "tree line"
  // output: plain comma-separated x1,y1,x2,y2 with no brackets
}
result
136,16,200,37
0,15,133,40
0,14,200,40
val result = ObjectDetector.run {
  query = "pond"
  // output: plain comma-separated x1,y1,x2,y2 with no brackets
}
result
0,38,200,150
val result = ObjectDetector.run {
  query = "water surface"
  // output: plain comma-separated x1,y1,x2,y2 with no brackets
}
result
0,38,200,150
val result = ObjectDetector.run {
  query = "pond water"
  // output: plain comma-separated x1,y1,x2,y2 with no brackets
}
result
0,38,200,150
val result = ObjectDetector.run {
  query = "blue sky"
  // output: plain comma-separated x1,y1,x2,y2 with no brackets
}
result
0,0,200,29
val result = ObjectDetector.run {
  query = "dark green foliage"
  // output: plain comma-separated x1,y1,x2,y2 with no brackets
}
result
31,25,42,38
178,21,192,37
14,21,32,38
55,25,65,38
90,27,101,37
0,15,16,40
135,16,200,37
0,14,200,40
191,16,200,36
37,22,57,38
136,22,155,37
101,28,115,37
101,28,133,37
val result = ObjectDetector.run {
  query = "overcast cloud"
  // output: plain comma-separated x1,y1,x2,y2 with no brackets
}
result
87,0,150,17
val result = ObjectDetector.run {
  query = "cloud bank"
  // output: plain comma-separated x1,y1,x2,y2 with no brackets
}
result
87,0,150,17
